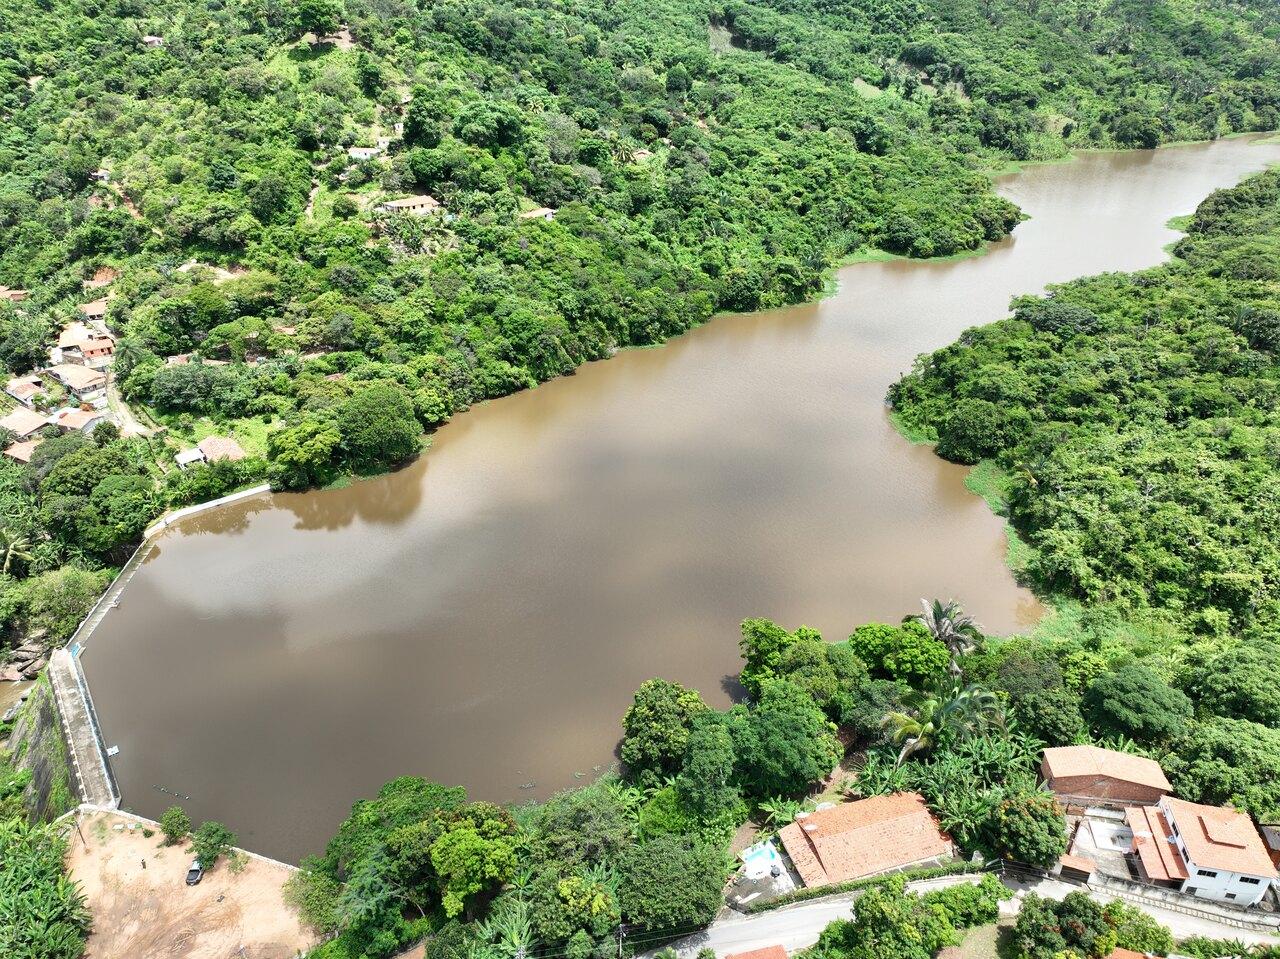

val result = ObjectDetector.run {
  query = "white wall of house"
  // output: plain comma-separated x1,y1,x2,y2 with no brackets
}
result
1177,858,1272,906
1167,824,1274,906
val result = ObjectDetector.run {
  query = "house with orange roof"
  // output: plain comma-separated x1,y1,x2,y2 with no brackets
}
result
377,194,440,216
48,407,107,434
79,297,110,320
1126,796,1276,906
0,405,49,439
776,792,954,889
1042,745,1171,807
725,947,787,959
3,438,42,463
6,374,46,407
47,363,107,401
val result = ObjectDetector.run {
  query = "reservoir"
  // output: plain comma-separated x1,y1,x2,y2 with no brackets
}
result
86,137,1280,862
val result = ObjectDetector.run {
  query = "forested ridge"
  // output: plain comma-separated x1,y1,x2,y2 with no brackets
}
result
3,0,1280,638
892,167,1280,638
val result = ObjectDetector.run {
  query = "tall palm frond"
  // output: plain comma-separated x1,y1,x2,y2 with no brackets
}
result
912,598,983,677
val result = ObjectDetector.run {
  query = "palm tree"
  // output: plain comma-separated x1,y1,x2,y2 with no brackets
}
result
882,682,1004,769
912,598,982,677
111,336,148,378
0,528,33,575
758,796,807,827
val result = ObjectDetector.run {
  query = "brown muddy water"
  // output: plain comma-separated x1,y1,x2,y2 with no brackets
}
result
85,138,1280,862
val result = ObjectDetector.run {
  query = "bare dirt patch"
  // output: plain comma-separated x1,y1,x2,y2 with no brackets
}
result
66,809,317,959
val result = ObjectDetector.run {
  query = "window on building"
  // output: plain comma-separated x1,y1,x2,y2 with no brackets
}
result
1240,877,1261,885
1226,893,1238,900
1196,869,1218,878
1185,887,1199,895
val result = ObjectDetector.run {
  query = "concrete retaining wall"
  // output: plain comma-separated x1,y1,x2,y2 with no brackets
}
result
143,483,272,538
47,650,119,809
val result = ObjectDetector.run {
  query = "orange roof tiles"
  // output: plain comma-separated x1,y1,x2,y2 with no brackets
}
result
777,792,953,888
1163,796,1278,879
1043,745,1171,792
1059,853,1096,874
48,364,106,390
726,947,787,959
80,297,109,318
50,408,101,431
1125,805,1189,882
3,439,41,462
0,406,48,437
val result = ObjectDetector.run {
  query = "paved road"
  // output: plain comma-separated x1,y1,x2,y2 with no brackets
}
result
650,873,1280,957
649,875,979,957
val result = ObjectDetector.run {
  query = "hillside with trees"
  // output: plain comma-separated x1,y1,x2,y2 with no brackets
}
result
892,167,1280,642
890,168,1280,824
5,3,1280,957
2,0,1280,640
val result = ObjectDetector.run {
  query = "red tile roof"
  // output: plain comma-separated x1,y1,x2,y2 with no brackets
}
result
1058,853,1096,874
0,406,48,437
3,438,41,462
1125,805,1189,882
726,947,787,959
777,792,953,887
1163,796,1278,879
1043,745,1171,792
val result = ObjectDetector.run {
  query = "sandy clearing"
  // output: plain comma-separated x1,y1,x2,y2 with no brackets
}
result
66,809,317,959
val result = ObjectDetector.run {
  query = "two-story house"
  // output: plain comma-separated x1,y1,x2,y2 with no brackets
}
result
1127,795,1277,906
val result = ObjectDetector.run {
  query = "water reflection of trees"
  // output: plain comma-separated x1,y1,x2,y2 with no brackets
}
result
165,495,275,539
275,460,428,532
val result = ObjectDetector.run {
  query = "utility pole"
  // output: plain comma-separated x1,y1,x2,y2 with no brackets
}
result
617,923,627,959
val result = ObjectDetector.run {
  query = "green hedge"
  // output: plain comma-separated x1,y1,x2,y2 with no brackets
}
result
743,861,987,913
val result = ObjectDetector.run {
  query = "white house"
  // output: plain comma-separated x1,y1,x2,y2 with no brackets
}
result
175,447,206,469
47,363,107,402
377,195,440,216
48,407,107,434
1127,796,1277,906
518,206,556,222
348,145,383,162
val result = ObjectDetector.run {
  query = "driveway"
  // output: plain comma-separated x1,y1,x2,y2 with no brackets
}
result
107,376,153,437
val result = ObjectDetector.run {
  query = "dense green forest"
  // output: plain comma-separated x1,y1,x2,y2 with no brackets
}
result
6,1,1280,956
4,0,1280,646
892,167,1280,640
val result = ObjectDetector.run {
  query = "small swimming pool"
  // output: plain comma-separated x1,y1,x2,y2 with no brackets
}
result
741,840,782,879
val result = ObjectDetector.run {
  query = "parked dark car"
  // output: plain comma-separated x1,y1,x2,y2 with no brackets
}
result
185,860,203,885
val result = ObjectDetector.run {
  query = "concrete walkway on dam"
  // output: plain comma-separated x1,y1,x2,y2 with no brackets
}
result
48,649,118,809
